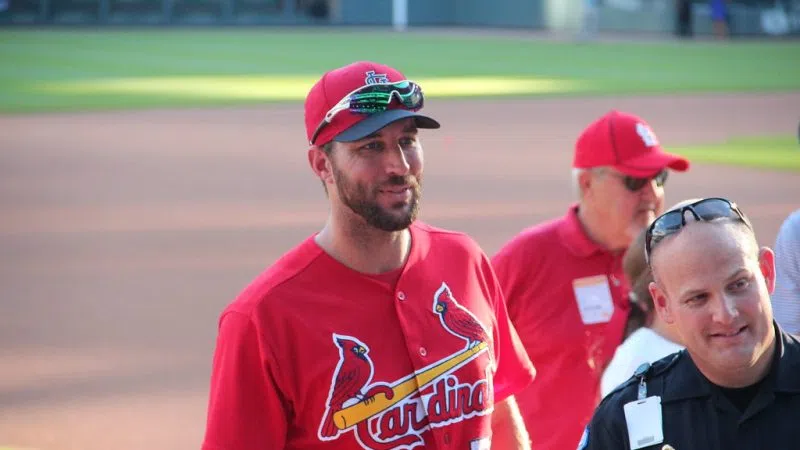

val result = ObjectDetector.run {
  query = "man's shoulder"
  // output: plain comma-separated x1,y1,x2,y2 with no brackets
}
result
412,221,486,255
777,209,800,242
784,327,800,349
492,215,566,259
599,351,684,410
223,236,324,316
413,220,474,240
776,326,800,391
509,216,565,242
782,209,800,228
584,352,687,449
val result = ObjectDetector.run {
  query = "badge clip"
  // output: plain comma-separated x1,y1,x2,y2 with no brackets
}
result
624,362,664,450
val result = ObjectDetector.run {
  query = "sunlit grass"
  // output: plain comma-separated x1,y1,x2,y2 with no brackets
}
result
1,29,798,112
672,136,800,172
35,75,584,100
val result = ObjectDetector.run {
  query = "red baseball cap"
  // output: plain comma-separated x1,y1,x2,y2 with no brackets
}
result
573,110,690,177
304,61,440,146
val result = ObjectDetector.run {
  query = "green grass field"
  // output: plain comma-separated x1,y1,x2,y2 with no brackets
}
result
2,29,798,171
1,29,800,113
672,136,800,172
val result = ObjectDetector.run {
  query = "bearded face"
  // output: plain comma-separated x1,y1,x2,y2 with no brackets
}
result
331,161,422,232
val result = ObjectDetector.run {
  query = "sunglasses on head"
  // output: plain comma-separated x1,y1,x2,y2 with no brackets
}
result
604,169,669,192
644,197,752,264
310,80,424,145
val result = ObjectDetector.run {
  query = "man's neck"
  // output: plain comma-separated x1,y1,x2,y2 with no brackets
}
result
576,205,622,252
315,216,412,275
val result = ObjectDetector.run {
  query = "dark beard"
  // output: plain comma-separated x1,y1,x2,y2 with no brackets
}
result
333,166,421,232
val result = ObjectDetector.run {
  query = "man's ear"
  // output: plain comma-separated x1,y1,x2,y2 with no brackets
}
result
308,146,334,185
758,246,776,294
650,280,675,324
578,169,595,199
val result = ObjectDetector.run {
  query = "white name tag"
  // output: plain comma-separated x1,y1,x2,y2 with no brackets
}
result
572,275,615,325
470,437,491,450
623,396,664,450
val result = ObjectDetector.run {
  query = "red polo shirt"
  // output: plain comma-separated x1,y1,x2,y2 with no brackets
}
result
491,205,631,450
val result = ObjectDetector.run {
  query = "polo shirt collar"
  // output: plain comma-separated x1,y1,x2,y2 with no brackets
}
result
557,204,606,258
660,351,711,402
774,322,800,393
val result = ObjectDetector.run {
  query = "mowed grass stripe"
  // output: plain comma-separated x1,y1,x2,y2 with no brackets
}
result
1,30,799,112
34,75,583,98
672,136,800,172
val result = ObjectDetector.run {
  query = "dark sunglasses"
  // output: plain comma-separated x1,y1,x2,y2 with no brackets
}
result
310,80,424,145
644,197,752,264
605,169,669,192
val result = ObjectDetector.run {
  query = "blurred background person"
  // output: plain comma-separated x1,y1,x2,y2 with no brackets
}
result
710,0,731,38
675,0,693,38
772,208,800,335
579,0,600,40
492,110,689,450
600,228,683,398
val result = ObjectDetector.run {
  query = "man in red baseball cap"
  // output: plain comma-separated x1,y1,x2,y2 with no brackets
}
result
572,110,689,177
305,61,440,147
491,110,690,450
202,61,537,449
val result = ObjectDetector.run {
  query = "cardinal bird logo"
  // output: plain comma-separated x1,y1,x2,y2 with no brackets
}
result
316,287,495,449
433,282,490,349
318,334,375,440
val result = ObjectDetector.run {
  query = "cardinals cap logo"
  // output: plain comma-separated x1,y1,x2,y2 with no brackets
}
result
364,70,389,85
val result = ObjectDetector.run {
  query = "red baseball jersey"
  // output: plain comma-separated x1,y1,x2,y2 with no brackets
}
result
491,205,631,450
202,221,536,450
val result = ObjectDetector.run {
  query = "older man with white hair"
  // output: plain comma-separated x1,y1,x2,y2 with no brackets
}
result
492,110,690,450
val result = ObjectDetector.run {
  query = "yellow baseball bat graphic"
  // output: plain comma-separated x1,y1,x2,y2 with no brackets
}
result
333,342,488,430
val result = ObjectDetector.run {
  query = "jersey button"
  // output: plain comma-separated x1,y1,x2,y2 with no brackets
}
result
419,347,427,357
397,291,406,301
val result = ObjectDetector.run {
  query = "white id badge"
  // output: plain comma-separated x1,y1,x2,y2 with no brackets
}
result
623,396,664,450
469,437,491,450
572,275,615,325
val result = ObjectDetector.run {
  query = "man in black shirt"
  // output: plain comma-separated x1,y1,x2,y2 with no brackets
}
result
579,197,800,450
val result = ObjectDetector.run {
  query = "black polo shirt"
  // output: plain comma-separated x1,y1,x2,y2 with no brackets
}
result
581,322,800,450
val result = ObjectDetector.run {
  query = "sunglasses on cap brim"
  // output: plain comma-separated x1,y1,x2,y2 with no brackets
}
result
605,169,669,192
310,80,424,145
644,197,752,264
